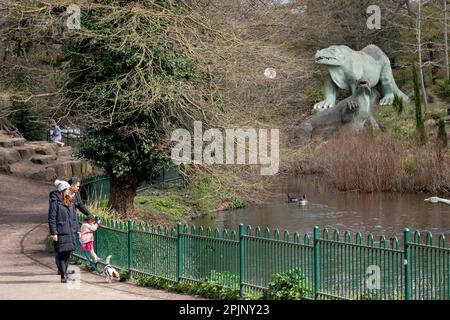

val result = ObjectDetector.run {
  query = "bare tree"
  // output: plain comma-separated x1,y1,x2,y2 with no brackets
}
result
417,0,429,113
444,0,449,79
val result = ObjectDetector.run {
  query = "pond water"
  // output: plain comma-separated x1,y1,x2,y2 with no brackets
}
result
193,175,450,240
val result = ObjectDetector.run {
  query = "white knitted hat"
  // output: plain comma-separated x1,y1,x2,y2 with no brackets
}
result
54,179,71,192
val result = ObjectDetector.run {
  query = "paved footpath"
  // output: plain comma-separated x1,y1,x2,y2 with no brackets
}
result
0,174,199,300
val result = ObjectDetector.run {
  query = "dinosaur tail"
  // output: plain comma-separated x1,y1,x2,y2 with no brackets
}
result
394,84,410,103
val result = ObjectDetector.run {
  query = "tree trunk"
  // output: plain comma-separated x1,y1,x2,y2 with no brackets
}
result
428,42,438,84
445,0,449,80
417,0,429,113
108,175,141,219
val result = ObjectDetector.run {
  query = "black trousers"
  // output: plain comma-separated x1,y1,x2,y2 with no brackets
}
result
56,251,72,278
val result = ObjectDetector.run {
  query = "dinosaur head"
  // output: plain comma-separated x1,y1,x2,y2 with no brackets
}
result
356,77,371,93
314,45,349,66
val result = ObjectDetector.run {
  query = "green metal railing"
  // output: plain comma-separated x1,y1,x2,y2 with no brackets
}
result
80,169,181,202
72,213,450,300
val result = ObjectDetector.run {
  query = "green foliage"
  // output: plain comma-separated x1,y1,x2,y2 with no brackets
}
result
242,290,264,300
134,274,242,300
119,270,129,282
78,114,167,181
208,270,239,288
392,94,404,115
10,101,47,141
186,175,246,214
403,158,415,175
434,79,450,101
355,290,405,300
263,268,313,300
61,2,223,210
135,194,194,221
437,119,448,148
69,255,83,265
412,64,427,144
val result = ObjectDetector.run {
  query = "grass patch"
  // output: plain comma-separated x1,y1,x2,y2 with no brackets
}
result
87,174,246,225
134,194,194,222
374,102,448,141
135,174,246,224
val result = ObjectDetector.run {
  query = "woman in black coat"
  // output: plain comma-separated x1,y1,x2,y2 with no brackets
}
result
48,180,80,283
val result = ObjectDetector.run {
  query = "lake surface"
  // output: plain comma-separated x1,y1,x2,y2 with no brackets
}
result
193,175,450,241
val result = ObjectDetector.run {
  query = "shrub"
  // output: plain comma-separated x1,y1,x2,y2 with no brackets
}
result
119,270,129,282
315,129,407,192
314,129,450,194
355,290,405,300
434,79,450,101
263,268,313,300
392,94,404,115
133,275,242,300
437,119,448,149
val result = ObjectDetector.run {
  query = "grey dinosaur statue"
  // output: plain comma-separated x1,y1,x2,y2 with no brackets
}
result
350,78,380,131
296,78,380,139
313,44,409,110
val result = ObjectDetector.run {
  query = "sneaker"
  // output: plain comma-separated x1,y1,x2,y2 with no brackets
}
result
61,277,67,283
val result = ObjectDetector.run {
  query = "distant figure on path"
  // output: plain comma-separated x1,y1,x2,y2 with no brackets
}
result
50,121,64,147
425,197,450,206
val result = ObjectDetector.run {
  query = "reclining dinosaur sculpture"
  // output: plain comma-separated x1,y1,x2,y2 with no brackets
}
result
296,77,380,139
313,44,409,110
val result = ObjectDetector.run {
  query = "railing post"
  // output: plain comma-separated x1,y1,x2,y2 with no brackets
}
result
127,220,133,279
313,226,320,300
404,228,411,300
239,224,245,297
176,223,182,282
94,221,98,254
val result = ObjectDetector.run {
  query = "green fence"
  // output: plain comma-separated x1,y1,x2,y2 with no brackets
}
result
80,169,181,202
72,213,450,300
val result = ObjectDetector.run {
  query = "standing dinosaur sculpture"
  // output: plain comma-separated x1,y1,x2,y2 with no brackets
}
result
313,44,409,110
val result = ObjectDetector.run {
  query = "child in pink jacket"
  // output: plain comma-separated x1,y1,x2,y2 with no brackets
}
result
80,215,100,266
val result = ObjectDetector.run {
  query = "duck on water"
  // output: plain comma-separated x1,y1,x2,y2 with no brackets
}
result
287,194,308,206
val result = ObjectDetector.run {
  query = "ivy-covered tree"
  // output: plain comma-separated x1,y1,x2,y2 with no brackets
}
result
412,64,427,145
60,0,226,217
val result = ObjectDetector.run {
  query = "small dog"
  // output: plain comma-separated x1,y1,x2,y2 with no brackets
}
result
103,255,120,283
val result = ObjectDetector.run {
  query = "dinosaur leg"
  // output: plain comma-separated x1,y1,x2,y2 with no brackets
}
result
379,64,397,106
347,83,359,110
314,76,337,110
